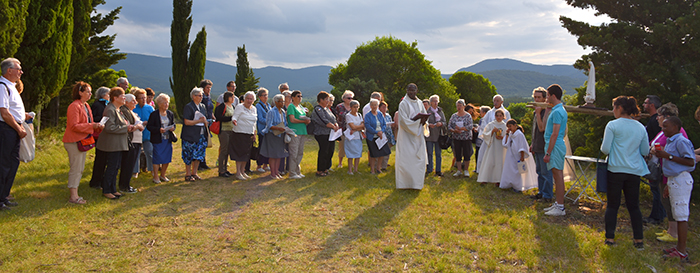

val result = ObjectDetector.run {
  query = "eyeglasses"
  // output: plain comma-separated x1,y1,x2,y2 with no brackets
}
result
193,94,203,97
295,95,302,98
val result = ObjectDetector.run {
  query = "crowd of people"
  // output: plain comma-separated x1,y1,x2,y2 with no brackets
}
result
1,57,699,261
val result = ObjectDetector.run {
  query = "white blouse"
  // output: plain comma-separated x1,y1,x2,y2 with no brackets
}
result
232,104,258,134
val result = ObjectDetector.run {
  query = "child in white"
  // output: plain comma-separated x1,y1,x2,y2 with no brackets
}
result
500,119,538,191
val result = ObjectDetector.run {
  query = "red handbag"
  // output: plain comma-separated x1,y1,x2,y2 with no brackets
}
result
210,121,221,134
77,134,96,152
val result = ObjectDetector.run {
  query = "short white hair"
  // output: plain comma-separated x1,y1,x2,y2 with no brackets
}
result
456,99,465,107
282,90,292,97
116,77,128,86
125,94,136,102
190,87,203,99
0,58,20,75
493,94,503,102
370,92,382,100
342,90,354,99
369,98,380,106
429,94,440,103
278,82,289,91
272,94,285,104
244,91,256,101
155,93,170,105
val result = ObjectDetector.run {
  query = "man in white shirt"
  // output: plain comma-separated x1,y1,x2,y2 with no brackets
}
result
216,81,239,106
0,58,27,210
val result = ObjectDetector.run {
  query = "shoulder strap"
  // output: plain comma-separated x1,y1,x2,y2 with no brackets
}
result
0,82,9,95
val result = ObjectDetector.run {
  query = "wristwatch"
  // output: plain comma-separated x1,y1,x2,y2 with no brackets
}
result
545,152,550,156
669,155,674,160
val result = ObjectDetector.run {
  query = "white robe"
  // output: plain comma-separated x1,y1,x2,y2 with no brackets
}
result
476,106,510,171
499,130,538,191
477,120,507,183
395,95,429,189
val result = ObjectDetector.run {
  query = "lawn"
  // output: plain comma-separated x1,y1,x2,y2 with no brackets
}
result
0,127,698,272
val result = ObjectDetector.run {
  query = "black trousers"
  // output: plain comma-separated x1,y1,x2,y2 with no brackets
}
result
605,171,644,240
0,122,20,202
89,148,107,188
103,151,122,194
315,135,335,172
119,143,140,190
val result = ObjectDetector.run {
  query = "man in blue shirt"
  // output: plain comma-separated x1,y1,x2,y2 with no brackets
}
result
542,84,568,216
654,116,695,261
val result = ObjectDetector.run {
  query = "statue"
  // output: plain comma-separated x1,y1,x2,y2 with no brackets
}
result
582,61,596,108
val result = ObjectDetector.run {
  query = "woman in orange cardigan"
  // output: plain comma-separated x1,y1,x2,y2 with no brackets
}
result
62,82,104,204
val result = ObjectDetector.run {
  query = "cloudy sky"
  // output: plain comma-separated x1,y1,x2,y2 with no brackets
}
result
98,0,610,73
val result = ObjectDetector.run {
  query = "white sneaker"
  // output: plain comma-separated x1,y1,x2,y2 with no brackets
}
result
243,173,251,179
264,166,271,171
300,174,306,178
453,171,462,177
464,171,470,177
328,168,334,172
289,174,303,179
545,208,566,216
543,203,558,212
256,167,266,173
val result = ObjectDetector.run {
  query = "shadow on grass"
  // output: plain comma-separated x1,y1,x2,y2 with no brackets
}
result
314,189,419,260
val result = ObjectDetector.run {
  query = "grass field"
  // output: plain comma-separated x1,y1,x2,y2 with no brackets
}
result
0,127,698,272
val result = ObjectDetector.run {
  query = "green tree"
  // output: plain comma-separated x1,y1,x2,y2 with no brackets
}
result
561,0,700,156
0,0,30,58
169,0,207,119
15,0,73,131
448,71,497,107
329,77,379,106
235,45,259,96
329,36,458,115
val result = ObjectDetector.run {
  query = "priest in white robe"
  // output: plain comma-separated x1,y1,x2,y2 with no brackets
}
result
395,83,429,190
477,109,507,183
499,122,538,191
476,94,511,172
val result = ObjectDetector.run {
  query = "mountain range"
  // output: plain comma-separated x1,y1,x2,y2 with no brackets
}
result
110,53,587,99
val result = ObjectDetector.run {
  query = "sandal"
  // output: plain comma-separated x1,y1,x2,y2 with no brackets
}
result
68,197,86,204
316,172,327,177
192,174,202,180
103,193,119,200
185,175,195,181
159,176,170,182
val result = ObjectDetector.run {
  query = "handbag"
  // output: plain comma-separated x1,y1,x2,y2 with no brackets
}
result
168,131,178,143
438,134,452,150
210,121,221,135
471,127,479,144
77,134,96,152
517,160,527,174
19,121,35,162
644,156,662,181
284,134,292,144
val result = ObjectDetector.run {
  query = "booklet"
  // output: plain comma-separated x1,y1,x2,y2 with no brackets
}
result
329,128,342,141
411,112,430,121
193,111,206,126
98,116,109,126
375,134,388,149
344,128,356,140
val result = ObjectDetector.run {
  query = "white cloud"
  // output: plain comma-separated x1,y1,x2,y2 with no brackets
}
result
98,0,611,72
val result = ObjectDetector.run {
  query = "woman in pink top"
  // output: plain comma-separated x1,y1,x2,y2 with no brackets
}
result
62,82,104,204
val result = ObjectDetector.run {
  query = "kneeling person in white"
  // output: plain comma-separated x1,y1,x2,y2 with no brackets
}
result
654,116,695,261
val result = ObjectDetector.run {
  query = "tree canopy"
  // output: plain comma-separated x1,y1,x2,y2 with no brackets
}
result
448,71,497,107
329,36,458,115
0,0,30,58
561,0,700,155
235,45,259,96
169,0,207,119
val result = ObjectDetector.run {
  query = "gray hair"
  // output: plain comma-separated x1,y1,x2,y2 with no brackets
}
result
329,94,335,102
95,87,110,99
244,91,256,101
370,92,382,100
369,98,380,106
342,90,355,100
257,87,269,98
278,82,289,91
0,58,20,75
429,94,440,103
456,99,466,107
116,77,128,87
282,90,292,97
155,93,170,105
493,94,503,102
480,105,491,113
349,100,360,108
646,95,662,109
272,94,285,104
190,87,203,99
125,94,136,103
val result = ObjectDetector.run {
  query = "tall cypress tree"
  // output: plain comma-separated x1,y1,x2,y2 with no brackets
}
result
0,0,30,58
169,0,206,119
234,45,259,96
15,0,73,131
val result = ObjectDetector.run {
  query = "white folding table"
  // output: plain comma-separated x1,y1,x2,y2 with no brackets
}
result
564,155,605,204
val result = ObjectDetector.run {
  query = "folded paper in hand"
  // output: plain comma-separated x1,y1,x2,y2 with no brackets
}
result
375,134,388,149
99,116,109,126
329,128,342,141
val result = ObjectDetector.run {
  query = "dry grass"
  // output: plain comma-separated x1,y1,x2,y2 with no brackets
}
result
0,129,698,272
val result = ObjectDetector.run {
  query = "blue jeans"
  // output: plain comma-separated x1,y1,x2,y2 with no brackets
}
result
133,140,153,173
648,178,666,220
533,152,554,198
426,141,442,173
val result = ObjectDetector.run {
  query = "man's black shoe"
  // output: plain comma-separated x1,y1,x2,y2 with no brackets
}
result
4,200,18,207
0,203,11,210
225,171,234,176
198,163,211,170
219,172,232,178
530,193,543,200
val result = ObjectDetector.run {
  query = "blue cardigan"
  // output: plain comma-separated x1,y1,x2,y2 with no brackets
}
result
364,111,386,140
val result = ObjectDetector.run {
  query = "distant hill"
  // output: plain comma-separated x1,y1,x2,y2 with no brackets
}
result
443,58,587,97
110,53,333,98
112,54,587,100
